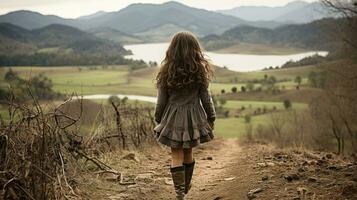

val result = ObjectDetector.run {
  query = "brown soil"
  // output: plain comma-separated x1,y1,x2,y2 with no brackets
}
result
77,138,357,200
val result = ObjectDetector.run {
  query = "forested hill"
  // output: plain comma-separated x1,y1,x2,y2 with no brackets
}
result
201,18,343,52
0,23,130,66
0,23,128,56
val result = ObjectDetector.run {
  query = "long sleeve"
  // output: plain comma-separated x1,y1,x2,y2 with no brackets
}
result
199,85,216,122
154,87,169,123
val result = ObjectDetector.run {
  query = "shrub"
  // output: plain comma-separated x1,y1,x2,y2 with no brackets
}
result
283,99,292,109
246,82,255,91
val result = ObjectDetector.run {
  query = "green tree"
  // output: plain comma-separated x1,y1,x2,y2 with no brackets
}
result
121,96,128,104
246,82,255,92
231,86,237,93
295,76,302,86
268,76,277,85
219,98,227,106
283,99,292,110
308,71,318,87
4,69,20,82
244,115,253,141
244,115,251,123
108,96,121,105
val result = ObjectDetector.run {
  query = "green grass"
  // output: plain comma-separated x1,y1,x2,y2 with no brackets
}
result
223,100,307,111
0,108,9,120
91,99,155,107
37,47,60,53
50,70,128,86
241,66,320,81
210,82,246,94
213,65,320,84
215,115,270,138
1,65,319,99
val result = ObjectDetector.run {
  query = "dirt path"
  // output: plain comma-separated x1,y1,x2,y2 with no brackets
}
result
187,138,251,200
79,138,357,200
79,138,256,199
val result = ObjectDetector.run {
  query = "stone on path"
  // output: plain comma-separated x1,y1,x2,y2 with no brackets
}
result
224,177,236,181
122,153,140,163
135,173,154,183
247,188,264,199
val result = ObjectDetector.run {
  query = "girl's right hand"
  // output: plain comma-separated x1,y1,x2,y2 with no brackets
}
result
208,121,214,130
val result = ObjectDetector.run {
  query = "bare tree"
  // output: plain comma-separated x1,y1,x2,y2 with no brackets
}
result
322,0,357,50
269,112,286,140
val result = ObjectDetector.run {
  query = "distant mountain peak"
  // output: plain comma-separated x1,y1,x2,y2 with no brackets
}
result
286,0,309,6
5,10,42,16
78,11,107,19
162,1,184,6
125,1,186,9
218,0,329,23
38,23,78,30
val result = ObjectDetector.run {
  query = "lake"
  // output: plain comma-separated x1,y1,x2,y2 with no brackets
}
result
124,43,328,72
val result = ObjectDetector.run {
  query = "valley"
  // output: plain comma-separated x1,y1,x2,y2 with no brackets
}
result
0,1,356,199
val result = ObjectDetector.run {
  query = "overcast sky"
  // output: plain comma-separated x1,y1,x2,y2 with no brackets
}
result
0,0,318,18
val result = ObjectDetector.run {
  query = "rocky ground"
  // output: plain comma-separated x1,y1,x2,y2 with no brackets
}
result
75,138,357,200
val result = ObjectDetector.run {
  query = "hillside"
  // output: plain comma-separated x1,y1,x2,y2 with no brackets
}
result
0,10,74,30
218,1,331,23
0,23,128,55
276,2,331,23
201,18,343,52
0,23,130,66
88,27,143,44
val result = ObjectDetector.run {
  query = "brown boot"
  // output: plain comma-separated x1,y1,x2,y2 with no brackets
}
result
183,160,195,194
170,166,186,200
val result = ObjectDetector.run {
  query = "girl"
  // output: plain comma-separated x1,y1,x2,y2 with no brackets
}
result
154,32,216,200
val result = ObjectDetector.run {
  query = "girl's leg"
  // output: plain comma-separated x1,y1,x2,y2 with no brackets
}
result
170,148,185,199
183,148,195,194
183,148,193,164
171,147,184,167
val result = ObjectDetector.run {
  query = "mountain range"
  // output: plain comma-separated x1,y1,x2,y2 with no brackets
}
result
0,1,332,43
218,1,331,23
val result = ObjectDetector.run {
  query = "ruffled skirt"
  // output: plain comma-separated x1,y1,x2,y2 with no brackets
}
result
154,101,214,149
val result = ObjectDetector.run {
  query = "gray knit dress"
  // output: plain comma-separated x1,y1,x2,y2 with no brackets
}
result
154,85,216,149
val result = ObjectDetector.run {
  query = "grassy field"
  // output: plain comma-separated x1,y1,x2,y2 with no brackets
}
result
0,64,315,132
223,100,307,111
0,65,319,97
214,115,270,138
213,65,320,83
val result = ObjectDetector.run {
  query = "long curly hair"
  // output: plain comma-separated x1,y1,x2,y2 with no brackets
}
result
156,32,214,89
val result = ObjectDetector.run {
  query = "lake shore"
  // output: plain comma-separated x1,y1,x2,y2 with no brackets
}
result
213,42,307,55
124,43,328,72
